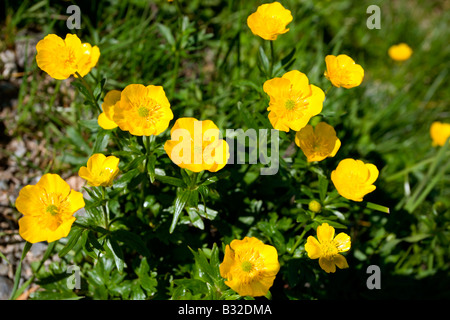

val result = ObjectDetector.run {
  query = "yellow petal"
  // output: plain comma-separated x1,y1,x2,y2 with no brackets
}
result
15,185,44,216
263,77,291,101
45,216,76,243
102,90,121,116
146,85,170,108
317,223,335,243
305,235,321,259
333,254,349,270
19,216,48,243
319,257,336,273
219,245,235,279
282,70,310,96
330,137,341,157
98,112,118,130
65,190,85,214
37,173,71,198
87,153,107,175
78,166,92,182
305,85,325,116
365,163,379,185
334,232,351,252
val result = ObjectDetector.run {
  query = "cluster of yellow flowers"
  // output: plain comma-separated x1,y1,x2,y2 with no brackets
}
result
14,1,449,299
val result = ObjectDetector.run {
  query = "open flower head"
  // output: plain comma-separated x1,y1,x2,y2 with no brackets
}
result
305,223,351,273
78,154,120,187
324,54,364,89
295,122,341,162
164,117,230,173
98,90,120,130
247,2,293,40
113,84,173,136
430,121,450,147
388,43,413,61
15,173,85,243
331,158,379,202
36,34,99,80
220,237,280,297
263,70,325,132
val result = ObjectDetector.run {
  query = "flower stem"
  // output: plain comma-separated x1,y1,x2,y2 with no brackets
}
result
74,71,102,114
269,40,275,78
100,186,110,230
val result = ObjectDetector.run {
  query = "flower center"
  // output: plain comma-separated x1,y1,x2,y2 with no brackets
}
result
321,241,339,259
241,261,253,273
285,99,296,110
64,49,77,68
46,204,59,216
138,106,150,118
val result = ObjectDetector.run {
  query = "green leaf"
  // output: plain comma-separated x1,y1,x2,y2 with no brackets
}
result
105,237,125,273
237,101,259,131
170,189,192,233
187,207,204,230
66,127,91,155
9,241,32,300
93,77,107,101
318,174,329,203
135,258,158,295
188,247,216,284
402,234,431,243
92,130,110,154
366,202,390,214
147,154,156,183
78,119,100,131
112,229,151,257
59,227,84,258
157,23,175,47
155,174,187,188
258,46,270,76
114,168,140,189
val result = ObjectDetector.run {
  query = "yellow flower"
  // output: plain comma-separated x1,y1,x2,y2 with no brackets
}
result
164,117,230,173
295,122,341,162
331,158,379,202
15,173,85,243
36,34,99,80
247,2,293,41
388,43,413,61
219,237,280,297
324,54,364,89
305,223,351,273
430,121,450,146
78,154,120,187
113,84,174,136
263,70,325,132
98,90,120,130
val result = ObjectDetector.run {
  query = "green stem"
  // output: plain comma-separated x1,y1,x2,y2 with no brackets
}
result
324,84,333,95
405,138,450,212
190,172,199,189
9,242,32,300
269,40,275,77
171,51,181,98
289,228,308,255
74,71,102,114
100,186,110,230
